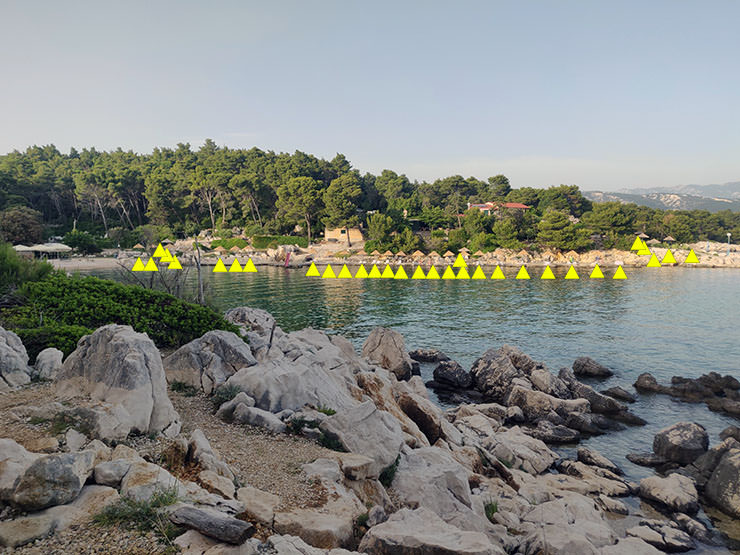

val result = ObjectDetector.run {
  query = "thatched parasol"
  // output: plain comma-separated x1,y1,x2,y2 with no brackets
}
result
411,250,426,258
637,232,649,239
663,236,675,243
443,250,455,257
395,250,407,257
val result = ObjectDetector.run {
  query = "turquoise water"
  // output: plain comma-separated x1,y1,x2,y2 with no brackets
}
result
87,265,740,479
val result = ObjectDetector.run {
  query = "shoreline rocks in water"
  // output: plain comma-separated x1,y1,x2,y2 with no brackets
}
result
426,345,645,445
634,371,740,418
1,308,738,553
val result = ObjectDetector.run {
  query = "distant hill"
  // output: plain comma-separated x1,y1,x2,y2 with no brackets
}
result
585,181,740,212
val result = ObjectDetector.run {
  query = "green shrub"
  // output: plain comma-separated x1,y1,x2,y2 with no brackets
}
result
318,432,347,452
14,323,91,364
379,455,400,488
0,242,54,295
93,487,181,541
170,381,198,397
356,512,369,528
316,406,336,416
252,235,308,249
484,500,498,522
210,384,241,411
17,274,240,350
209,238,249,250
286,417,319,435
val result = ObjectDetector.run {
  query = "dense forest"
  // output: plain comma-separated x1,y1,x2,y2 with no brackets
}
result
1,141,738,253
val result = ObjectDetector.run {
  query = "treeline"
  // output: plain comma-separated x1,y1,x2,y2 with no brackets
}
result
0,141,738,252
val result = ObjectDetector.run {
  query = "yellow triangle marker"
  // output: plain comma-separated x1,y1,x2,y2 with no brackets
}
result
355,264,369,278
213,258,228,273
337,264,353,278
590,264,605,279
646,254,662,267
168,256,183,270
630,237,643,251
394,266,409,279
471,266,487,280
541,266,556,279
661,250,676,264
685,249,699,264
441,266,456,279
515,265,530,279
411,266,426,279
456,267,471,279
243,258,258,273
132,257,145,272
453,253,467,268
153,243,165,258
368,264,382,278
159,248,173,263
322,264,336,278
565,266,579,279
491,265,505,280
229,259,243,272
613,266,627,279
306,262,320,277
143,258,159,272
426,266,440,279
381,265,395,278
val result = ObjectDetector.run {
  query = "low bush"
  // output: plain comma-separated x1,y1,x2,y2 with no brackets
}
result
484,499,498,522
316,405,336,416
209,238,249,250
379,455,400,488
93,487,181,542
252,235,308,249
0,242,54,295
210,384,241,411
170,381,198,397
16,274,240,350
14,323,92,364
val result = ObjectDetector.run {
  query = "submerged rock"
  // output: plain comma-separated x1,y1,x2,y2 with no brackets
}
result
572,356,613,378
408,348,449,363
653,422,709,465
432,360,473,389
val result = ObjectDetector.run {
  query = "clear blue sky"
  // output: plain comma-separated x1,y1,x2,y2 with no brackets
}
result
2,1,739,190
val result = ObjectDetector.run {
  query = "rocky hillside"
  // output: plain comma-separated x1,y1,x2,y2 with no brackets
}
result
1,311,739,554
585,191,740,212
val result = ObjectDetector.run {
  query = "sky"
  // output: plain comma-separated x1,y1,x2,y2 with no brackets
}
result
1,1,739,191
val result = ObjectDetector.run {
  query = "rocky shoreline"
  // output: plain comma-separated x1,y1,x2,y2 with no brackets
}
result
1,311,739,554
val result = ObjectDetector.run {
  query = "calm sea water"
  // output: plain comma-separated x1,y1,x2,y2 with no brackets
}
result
87,265,740,480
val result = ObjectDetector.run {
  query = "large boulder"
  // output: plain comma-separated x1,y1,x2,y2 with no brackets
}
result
226,358,357,413
319,401,404,478
362,327,414,381
55,325,181,439
34,348,64,381
639,473,699,514
164,330,256,394
653,422,709,465
704,447,740,517
358,507,503,555
0,439,39,503
12,451,96,511
0,325,32,389
572,356,613,378
505,385,589,421
558,368,628,415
